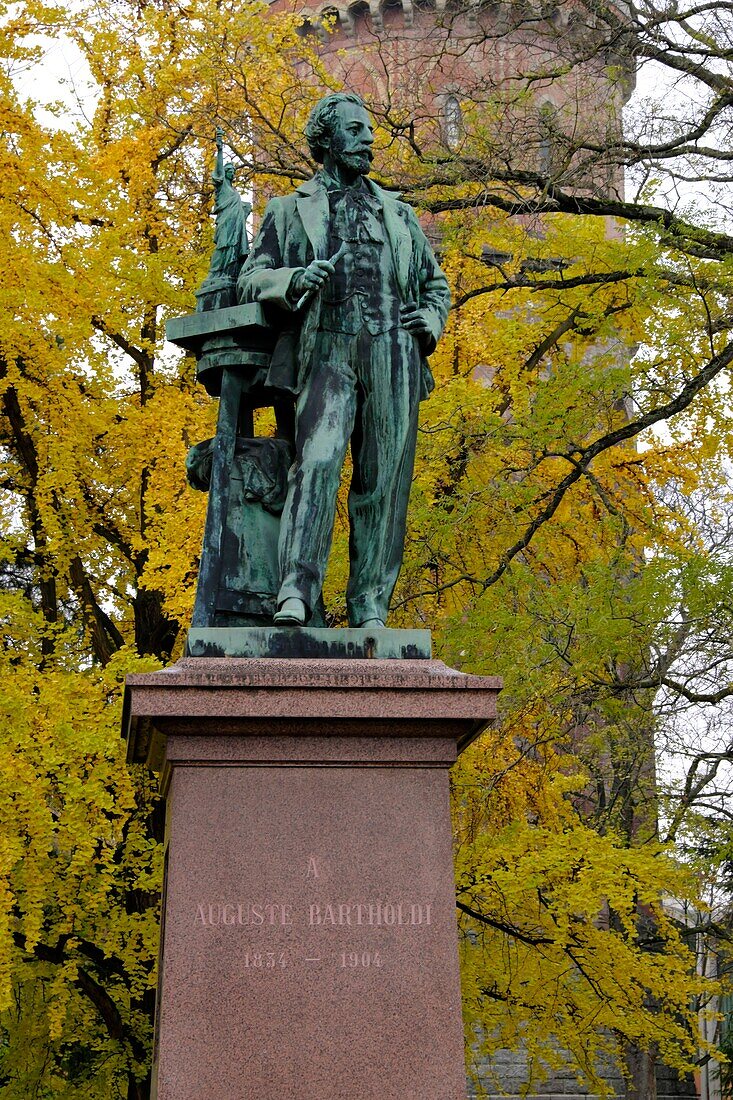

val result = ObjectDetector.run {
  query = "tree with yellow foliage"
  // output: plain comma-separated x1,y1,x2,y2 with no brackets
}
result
2,0,733,1096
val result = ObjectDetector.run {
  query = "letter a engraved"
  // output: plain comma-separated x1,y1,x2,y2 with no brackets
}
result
306,856,319,880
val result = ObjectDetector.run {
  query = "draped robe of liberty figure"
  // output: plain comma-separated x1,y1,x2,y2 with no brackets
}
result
238,93,450,628
197,127,251,311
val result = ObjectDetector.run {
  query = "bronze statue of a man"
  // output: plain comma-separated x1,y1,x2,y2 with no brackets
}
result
238,93,450,628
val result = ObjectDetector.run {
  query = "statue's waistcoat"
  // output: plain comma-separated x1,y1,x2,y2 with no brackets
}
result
320,187,402,336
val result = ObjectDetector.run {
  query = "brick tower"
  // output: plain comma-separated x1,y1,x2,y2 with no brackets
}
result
270,0,634,198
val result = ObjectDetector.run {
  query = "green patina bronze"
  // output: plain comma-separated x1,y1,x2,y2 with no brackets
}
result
187,627,432,660
167,96,450,647
196,128,252,313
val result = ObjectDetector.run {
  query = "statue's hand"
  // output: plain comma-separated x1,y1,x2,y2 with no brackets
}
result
292,259,336,298
401,303,433,341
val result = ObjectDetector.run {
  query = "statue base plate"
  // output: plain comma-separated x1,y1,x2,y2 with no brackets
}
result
186,626,432,660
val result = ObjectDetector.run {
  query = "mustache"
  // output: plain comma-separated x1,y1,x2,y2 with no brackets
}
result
342,147,374,162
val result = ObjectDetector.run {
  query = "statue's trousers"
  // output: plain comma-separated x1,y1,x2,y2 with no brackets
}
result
277,325,421,624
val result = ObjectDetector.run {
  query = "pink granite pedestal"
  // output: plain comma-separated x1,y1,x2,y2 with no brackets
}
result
124,657,500,1100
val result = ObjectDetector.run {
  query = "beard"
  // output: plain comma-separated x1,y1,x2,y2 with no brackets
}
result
335,148,373,175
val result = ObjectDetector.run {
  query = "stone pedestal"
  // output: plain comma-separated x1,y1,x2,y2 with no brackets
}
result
124,657,500,1100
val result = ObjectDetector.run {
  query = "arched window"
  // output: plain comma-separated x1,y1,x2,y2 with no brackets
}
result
444,95,462,149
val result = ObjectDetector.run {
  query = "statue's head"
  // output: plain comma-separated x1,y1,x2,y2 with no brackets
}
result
305,92,374,176
224,163,236,181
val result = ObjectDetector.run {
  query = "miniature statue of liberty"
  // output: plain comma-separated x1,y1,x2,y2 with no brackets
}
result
196,128,252,312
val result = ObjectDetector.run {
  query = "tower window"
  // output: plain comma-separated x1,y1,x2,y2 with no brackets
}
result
444,95,462,149
538,101,558,173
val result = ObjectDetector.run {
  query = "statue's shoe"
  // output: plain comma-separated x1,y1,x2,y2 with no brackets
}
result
358,618,385,629
273,597,307,626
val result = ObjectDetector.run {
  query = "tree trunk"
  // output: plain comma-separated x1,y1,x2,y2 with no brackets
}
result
127,1071,150,1100
624,1042,658,1100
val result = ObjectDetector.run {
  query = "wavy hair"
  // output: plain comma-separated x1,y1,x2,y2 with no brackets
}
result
305,92,366,163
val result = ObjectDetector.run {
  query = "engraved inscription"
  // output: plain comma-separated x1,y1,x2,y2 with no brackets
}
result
194,903,293,927
243,951,288,968
308,902,431,927
340,951,382,968
194,900,431,928
306,856,319,880
193,852,435,983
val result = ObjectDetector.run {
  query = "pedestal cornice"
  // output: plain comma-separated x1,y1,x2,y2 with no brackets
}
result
124,656,501,770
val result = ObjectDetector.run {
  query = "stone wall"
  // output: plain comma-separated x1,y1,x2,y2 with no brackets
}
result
468,1045,697,1100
